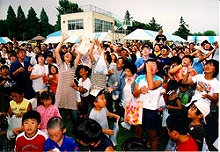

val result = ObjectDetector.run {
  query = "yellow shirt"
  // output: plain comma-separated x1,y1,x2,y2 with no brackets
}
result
154,51,161,57
10,98,30,116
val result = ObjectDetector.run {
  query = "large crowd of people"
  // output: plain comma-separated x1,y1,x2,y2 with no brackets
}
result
0,30,219,151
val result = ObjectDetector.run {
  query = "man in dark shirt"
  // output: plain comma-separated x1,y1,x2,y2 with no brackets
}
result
155,29,167,46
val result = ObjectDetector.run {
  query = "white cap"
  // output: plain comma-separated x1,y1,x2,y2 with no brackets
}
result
194,100,210,124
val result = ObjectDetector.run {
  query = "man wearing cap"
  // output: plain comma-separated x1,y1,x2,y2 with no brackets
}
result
135,44,154,75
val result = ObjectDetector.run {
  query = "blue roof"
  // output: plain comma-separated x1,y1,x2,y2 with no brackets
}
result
46,31,61,38
0,37,12,43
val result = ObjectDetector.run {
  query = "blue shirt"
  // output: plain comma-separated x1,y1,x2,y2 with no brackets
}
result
193,58,203,74
43,135,80,151
135,57,146,75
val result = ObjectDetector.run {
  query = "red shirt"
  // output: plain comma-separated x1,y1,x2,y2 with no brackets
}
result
177,135,198,151
15,130,47,152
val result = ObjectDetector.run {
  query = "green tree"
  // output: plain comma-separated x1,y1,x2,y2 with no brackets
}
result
39,8,54,37
148,17,162,31
17,5,26,40
203,30,216,36
0,20,8,36
54,0,83,31
128,20,149,32
190,32,203,36
6,5,17,39
173,16,190,40
25,7,40,40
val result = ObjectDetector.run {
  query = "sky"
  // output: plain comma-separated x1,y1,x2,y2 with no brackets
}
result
0,0,219,34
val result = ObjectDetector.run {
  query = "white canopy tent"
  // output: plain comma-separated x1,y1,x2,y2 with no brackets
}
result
123,29,186,42
123,29,156,41
44,36,62,44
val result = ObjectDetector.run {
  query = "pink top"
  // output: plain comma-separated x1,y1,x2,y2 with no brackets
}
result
36,105,61,130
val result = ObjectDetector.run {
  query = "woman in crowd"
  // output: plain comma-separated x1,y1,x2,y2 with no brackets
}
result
54,33,82,127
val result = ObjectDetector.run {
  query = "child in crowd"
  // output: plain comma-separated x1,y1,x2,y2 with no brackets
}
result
30,52,49,93
89,87,120,137
178,80,190,106
76,65,91,118
166,113,198,151
43,117,79,151
188,100,210,151
183,59,219,105
48,64,58,95
165,80,182,115
0,65,12,112
7,85,32,140
75,118,114,151
36,91,61,133
169,55,197,82
14,110,48,151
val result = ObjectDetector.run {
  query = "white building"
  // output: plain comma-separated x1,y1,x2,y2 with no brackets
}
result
61,5,125,42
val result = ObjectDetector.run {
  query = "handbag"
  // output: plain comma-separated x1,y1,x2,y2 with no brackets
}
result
124,98,143,125
94,52,108,74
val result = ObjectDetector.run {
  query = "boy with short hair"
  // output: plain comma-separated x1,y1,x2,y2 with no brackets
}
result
43,117,79,151
6,85,32,140
75,118,114,151
14,110,48,151
166,113,198,151
89,87,120,137
188,100,210,151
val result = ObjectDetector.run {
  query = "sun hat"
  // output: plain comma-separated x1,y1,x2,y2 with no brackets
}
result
194,100,210,124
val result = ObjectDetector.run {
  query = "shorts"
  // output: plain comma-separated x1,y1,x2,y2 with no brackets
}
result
142,108,158,130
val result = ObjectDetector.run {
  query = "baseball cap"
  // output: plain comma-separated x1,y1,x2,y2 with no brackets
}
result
194,100,210,124
90,86,105,101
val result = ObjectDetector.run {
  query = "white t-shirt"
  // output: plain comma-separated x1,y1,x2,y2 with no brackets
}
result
78,77,91,97
135,75,163,110
31,64,49,92
191,74,219,104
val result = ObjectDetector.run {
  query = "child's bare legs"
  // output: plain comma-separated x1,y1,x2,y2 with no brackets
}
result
147,129,158,151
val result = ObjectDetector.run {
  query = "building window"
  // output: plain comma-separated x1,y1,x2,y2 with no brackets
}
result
68,19,84,30
95,19,112,32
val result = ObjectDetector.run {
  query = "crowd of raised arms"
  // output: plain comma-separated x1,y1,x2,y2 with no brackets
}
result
0,30,219,151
